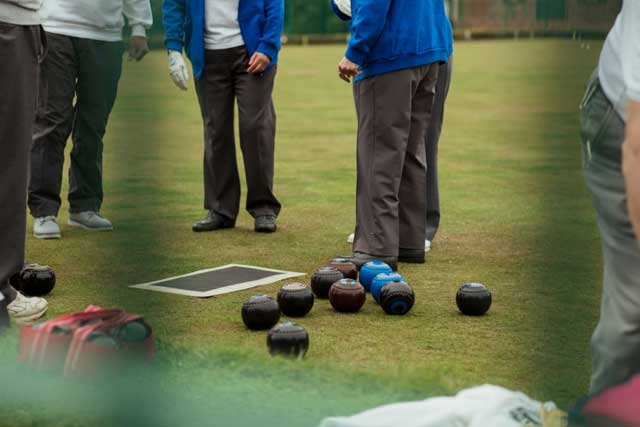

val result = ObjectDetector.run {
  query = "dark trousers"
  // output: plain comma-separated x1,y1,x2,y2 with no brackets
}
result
195,46,281,221
353,63,439,256
28,33,123,218
0,22,45,302
425,58,452,241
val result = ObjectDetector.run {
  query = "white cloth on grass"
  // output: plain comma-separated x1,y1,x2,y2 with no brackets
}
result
319,385,563,427
39,0,152,42
599,0,640,121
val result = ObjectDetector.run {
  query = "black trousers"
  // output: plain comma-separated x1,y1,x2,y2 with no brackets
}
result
195,46,281,221
425,58,452,241
28,33,123,218
0,22,45,302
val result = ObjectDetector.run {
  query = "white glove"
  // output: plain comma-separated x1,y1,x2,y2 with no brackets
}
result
168,50,189,91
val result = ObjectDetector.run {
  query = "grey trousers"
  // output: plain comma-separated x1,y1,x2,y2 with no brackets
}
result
581,70,640,395
28,33,123,218
195,46,281,221
353,63,439,256
426,58,453,242
0,22,44,302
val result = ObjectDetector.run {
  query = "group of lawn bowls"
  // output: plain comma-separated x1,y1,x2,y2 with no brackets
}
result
241,258,493,358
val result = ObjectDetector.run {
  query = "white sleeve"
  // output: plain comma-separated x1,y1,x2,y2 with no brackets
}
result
123,0,153,37
622,0,640,102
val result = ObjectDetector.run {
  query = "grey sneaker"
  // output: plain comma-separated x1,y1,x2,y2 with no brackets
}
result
68,211,113,231
33,216,61,239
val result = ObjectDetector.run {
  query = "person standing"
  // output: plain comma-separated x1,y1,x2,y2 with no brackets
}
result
424,57,452,252
580,0,640,395
163,0,284,233
335,0,453,268
335,0,453,256
28,0,153,239
0,0,48,323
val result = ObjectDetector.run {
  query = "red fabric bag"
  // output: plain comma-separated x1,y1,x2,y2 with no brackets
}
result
19,305,154,375
582,374,640,426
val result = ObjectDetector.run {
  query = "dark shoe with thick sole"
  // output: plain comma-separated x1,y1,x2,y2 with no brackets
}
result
192,211,235,232
398,248,426,264
255,215,277,233
341,252,398,271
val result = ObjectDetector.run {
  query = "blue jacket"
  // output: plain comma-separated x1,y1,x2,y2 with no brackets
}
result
163,0,284,80
332,0,453,81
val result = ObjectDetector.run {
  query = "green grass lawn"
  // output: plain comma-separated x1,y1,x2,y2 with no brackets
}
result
2,39,605,426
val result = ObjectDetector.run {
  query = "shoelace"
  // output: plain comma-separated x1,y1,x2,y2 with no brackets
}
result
38,216,57,226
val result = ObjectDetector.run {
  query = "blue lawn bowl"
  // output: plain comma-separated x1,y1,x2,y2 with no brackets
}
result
370,272,405,303
359,261,393,292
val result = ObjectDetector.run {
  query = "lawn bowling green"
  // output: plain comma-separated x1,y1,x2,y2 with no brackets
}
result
24,41,603,414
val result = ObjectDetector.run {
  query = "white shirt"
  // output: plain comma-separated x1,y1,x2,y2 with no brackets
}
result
599,0,640,122
204,0,244,50
40,0,152,42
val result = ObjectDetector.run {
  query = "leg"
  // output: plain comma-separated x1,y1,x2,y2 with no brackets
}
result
353,68,418,257
195,49,241,221
0,23,43,300
28,33,77,218
68,39,123,213
581,74,640,395
235,53,281,218
399,63,439,254
425,58,453,242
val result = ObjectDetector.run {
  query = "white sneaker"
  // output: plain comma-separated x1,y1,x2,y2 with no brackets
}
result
347,233,354,244
7,292,48,324
68,211,113,231
33,216,61,239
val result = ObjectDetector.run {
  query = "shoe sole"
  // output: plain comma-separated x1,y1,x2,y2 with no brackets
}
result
12,307,48,325
192,224,235,232
398,255,426,264
34,232,61,239
255,225,277,233
68,219,113,231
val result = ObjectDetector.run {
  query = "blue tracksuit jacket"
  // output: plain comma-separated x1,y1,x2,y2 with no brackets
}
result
163,0,284,79
331,0,453,81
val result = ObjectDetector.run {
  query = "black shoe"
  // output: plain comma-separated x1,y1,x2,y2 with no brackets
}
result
398,248,425,264
255,215,277,233
341,252,398,271
192,211,235,232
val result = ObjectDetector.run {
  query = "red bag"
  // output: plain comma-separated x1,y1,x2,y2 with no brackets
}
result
19,305,154,375
582,374,640,426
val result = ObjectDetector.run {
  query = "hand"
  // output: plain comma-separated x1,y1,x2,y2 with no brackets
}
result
168,50,189,91
247,52,271,74
623,100,640,240
128,36,149,61
338,57,361,83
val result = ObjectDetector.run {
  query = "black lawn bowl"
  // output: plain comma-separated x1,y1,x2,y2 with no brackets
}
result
15,264,56,296
267,322,309,359
277,283,314,317
380,282,415,315
456,283,492,316
310,267,344,299
241,294,281,330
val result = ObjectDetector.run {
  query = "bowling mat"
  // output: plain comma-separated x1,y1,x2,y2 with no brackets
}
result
130,264,305,298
